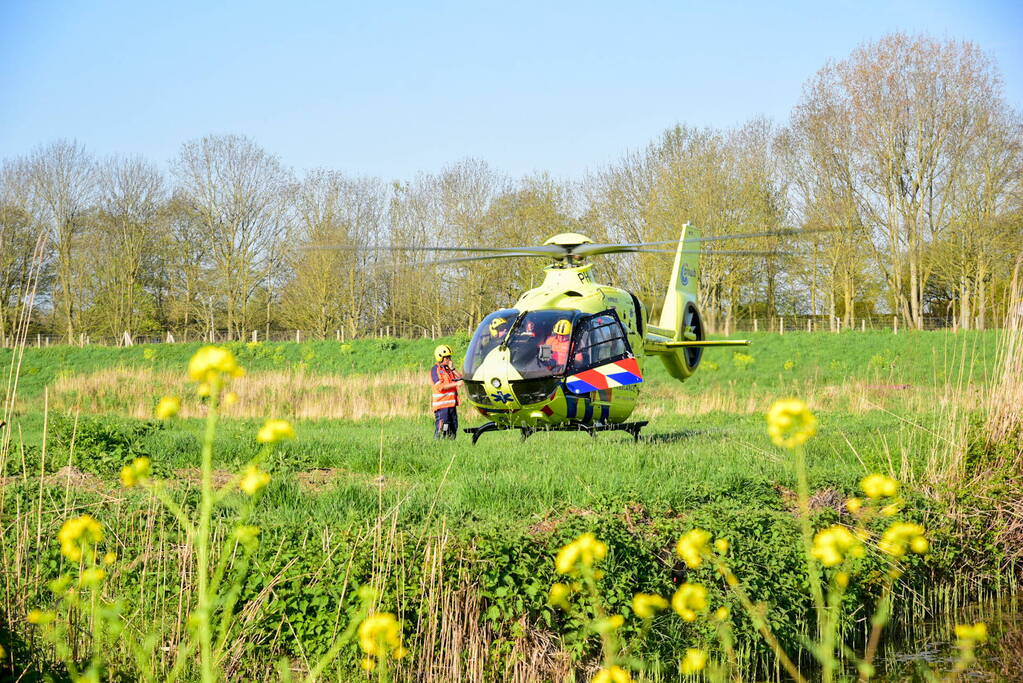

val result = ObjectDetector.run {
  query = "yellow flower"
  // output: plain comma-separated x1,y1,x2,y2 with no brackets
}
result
555,532,608,575
119,457,152,488
671,583,708,622
632,593,668,619
845,497,863,514
57,515,103,561
27,609,54,625
239,466,271,495
223,391,239,406
954,622,988,644
835,571,850,588
549,583,572,610
358,613,402,658
714,538,729,554
593,615,624,633
676,529,711,568
680,648,708,674
766,398,817,449
360,657,375,671
811,525,865,567
154,396,180,419
0,644,4,659
234,525,261,547
860,474,899,499
878,522,928,557
103,552,117,565
714,606,730,621
783,360,795,371
257,419,295,444
188,345,244,385
79,567,106,587
593,666,632,683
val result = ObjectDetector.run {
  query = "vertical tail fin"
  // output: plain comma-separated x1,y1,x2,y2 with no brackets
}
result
653,223,700,340
644,223,705,381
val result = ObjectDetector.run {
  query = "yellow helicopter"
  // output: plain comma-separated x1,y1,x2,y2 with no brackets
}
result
453,224,753,443
319,223,799,443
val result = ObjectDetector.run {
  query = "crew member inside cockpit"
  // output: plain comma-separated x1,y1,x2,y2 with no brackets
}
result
542,319,574,370
481,316,509,354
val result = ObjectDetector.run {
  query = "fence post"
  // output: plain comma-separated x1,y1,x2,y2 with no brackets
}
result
780,317,785,335
861,319,866,332
807,319,812,333
36,333,41,347
753,318,758,332
295,330,300,343
893,316,898,335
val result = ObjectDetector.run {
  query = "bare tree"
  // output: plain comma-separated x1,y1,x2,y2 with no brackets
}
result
89,155,165,337
280,170,387,337
172,135,293,339
795,34,1005,328
22,140,96,337
0,162,48,341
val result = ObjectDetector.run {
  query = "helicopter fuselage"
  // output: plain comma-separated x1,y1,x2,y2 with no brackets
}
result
462,264,647,429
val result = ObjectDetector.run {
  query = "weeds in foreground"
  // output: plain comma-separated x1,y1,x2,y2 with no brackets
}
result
20,346,404,682
546,398,989,681
4,348,1006,681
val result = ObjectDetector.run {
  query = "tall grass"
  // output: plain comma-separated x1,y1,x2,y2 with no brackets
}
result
2,322,1021,679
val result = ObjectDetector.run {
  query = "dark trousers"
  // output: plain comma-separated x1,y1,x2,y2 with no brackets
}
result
434,407,458,439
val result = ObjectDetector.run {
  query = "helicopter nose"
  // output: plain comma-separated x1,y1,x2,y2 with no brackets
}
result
486,373,517,406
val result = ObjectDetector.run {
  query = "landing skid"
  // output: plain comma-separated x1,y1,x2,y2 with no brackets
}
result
463,421,649,445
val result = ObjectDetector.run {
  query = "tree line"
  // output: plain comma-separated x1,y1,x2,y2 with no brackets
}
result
1,33,1020,343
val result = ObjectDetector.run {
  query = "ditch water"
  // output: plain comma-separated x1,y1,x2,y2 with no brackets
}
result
880,592,1022,681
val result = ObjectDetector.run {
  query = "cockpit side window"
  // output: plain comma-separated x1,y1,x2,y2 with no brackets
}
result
464,309,518,376
566,310,633,374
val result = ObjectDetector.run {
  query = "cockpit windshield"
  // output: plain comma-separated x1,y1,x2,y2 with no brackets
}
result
465,309,584,379
464,309,518,376
507,310,581,379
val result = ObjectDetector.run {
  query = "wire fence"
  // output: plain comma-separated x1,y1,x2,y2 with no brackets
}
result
2,315,991,349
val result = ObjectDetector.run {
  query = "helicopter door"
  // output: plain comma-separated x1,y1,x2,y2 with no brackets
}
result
564,310,642,393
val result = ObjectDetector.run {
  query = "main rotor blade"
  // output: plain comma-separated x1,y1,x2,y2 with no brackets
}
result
394,248,786,266
615,248,789,257
579,226,839,253
302,243,566,256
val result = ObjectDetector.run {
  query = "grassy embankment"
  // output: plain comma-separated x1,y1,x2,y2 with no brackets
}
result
1,330,1019,680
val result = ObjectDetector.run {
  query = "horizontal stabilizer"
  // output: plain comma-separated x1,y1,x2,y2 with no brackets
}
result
644,339,750,353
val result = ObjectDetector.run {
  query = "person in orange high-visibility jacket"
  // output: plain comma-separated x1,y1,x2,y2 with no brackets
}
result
542,319,579,370
431,344,463,439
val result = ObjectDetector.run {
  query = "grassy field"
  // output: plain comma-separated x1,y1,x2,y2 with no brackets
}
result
1,330,1019,681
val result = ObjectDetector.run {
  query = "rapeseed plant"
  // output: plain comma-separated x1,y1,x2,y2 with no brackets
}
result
543,397,993,682
24,345,400,682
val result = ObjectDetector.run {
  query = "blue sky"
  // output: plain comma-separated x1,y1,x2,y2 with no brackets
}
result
2,0,1020,180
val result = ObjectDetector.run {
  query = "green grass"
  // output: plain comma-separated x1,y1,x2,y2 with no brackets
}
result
2,328,1003,402
0,329,1014,681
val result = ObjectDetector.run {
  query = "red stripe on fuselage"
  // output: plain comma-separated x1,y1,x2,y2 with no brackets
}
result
575,369,609,390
